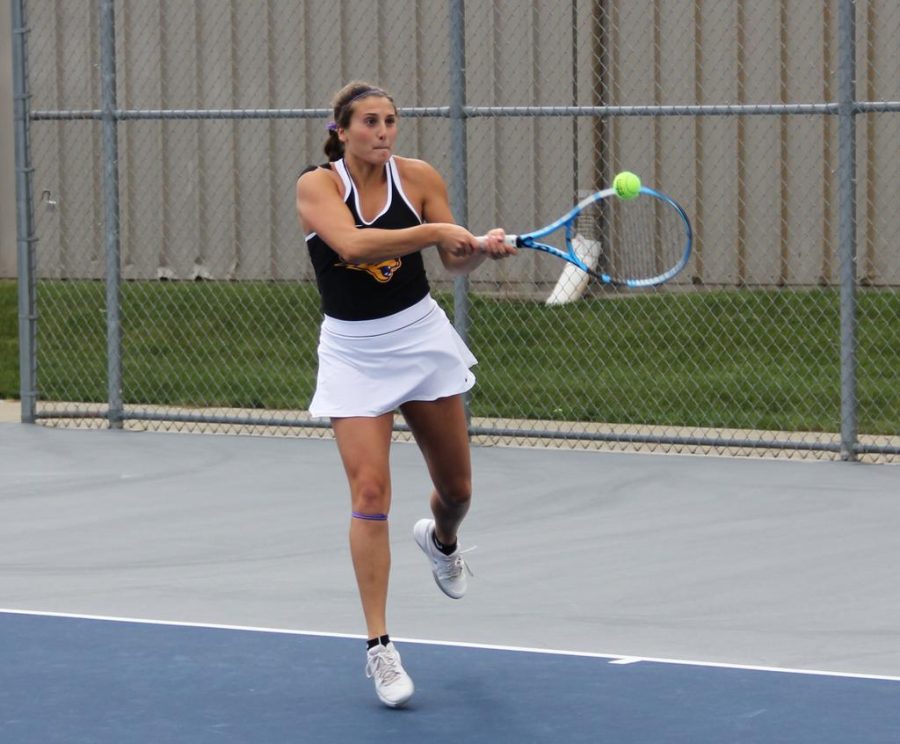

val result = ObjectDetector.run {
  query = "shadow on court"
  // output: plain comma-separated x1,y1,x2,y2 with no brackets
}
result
2,611,898,744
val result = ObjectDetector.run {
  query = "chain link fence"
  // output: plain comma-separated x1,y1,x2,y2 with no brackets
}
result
11,0,899,462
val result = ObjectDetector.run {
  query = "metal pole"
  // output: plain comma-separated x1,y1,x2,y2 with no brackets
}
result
99,0,123,427
448,0,471,425
11,0,37,423
837,0,857,461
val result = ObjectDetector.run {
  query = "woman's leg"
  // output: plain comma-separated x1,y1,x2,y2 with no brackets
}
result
331,413,395,640
400,394,472,546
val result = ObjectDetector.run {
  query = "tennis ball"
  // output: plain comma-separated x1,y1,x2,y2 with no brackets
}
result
613,171,642,200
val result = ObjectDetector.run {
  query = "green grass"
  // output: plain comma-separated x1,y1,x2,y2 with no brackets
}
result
11,280,322,410
0,281,18,397
1,279,897,435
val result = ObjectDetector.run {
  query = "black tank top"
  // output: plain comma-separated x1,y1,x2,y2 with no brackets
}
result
303,157,430,321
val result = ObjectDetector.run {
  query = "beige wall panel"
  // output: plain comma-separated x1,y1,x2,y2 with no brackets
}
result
0,0,14,278
198,120,238,280
268,5,311,281
658,3,697,104
49,0,101,281
697,119,741,287
195,1,237,108
27,2,63,279
156,3,208,279
655,5,697,283
342,2,381,84
610,0,655,105
29,121,62,281
655,118,697,287
228,7,269,280
302,4,342,164
783,118,828,286
120,122,164,280
484,0,540,289
859,2,899,286
742,0,781,100
120,2,163,280
696,5,740,287
740,2,784,286
785,3,827,104
269,3,305,109
863,116,900,285
783,7,830,286
867,0,900,100
742,118,784,285
463,3,501,287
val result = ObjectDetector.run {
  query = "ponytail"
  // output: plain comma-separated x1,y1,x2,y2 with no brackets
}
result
324,127,343,161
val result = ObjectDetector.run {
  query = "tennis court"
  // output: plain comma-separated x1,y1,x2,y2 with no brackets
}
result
2,421,899,742
4,1,900,740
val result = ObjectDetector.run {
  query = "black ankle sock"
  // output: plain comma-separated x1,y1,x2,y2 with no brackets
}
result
367,634,390,650
432,531,457,556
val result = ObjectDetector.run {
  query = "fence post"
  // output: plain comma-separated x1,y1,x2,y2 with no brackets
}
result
11,0,37,423
837,0,857,461
99,0,123,428
448,0,471,426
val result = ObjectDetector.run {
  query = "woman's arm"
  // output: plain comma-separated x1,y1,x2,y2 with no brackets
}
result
296,168,476,263
403,159,515,276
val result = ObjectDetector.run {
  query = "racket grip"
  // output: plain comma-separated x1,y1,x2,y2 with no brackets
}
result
476,234,518,249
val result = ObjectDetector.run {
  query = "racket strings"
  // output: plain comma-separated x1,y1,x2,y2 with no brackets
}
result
576,197,685,284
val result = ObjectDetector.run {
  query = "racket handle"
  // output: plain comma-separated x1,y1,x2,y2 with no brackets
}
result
475,234,518,249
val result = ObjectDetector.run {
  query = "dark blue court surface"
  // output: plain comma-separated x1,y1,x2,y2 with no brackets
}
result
1,611,898,743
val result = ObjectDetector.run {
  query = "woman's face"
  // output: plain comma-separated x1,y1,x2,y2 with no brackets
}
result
339,96,398,165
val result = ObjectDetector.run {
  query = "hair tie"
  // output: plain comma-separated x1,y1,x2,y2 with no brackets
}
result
348,87,386,105
327,121,338,132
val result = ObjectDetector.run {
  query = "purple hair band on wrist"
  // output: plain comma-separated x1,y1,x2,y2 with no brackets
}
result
327,121,338,132
352,511,388,521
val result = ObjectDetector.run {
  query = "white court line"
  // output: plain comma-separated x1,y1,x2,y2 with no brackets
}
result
3,607,900,684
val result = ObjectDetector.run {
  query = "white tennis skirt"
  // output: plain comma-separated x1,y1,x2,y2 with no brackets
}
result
308,294,477,418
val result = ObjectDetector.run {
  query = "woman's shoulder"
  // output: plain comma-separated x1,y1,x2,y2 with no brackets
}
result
393,156,442,186
296,163,341,193
297,162,332,181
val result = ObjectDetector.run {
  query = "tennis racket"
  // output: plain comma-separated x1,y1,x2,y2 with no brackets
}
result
481,182,692,288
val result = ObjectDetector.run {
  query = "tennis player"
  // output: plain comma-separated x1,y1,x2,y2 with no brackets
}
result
295,81,514,708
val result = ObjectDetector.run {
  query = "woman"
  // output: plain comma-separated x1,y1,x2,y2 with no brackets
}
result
295,81,514,708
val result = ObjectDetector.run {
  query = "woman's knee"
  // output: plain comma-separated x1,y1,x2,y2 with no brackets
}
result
435,475,472,508
351,480,391,515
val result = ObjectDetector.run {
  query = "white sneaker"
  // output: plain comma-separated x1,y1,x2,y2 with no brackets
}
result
365,642,414,708
413,519,473,599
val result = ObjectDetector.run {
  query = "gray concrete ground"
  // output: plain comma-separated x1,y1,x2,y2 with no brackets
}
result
2,421,899,678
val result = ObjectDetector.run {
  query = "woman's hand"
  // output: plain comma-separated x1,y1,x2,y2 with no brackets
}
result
434,225,518,275
435,223,481,257
479,228,517,260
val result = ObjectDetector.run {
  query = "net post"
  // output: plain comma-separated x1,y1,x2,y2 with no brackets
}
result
837,0,857,461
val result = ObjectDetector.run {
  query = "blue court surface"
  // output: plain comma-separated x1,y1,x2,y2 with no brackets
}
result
3,424,900,742
2,609,899,744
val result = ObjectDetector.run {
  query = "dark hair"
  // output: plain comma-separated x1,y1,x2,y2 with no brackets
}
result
323,81,397,161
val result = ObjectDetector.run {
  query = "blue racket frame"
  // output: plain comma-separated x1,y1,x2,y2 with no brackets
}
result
507,186,693,288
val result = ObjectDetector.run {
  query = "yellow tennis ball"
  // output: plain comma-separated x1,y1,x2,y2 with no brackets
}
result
613,171,642,200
